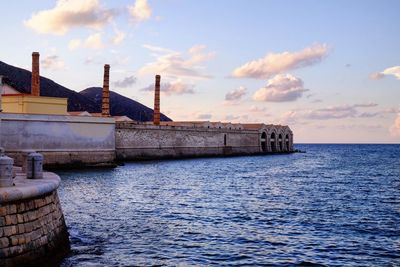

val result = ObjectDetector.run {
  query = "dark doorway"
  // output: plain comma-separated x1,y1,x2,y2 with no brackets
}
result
270,132,276,152
224,134,227,146
261,132,267,152
285,134,290,152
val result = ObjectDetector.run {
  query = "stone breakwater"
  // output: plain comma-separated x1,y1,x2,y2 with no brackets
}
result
0,171,70,267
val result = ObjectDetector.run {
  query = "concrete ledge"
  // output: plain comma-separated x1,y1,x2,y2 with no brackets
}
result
0,172,60,204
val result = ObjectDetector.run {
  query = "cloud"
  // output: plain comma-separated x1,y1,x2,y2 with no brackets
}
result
141,79,195,95
41,55,65,70
68,33,105,49
224,115,240,121
353,103,378,108
196,113,212,120
111,28,126,45
84,33,104,49
128,0,151,23
370,66,400,80
139,45,215,79
225,86,247,101
113,75,136,88
232,43,329,79
305,105,357,120
390,113,400,137
24,0,115,35
249,106,266,113
253,74,308,102
68,39,81,50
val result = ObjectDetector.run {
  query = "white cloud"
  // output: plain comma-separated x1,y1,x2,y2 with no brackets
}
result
111,28,126,45
141,79,195,95
225,86,247,101
253,74,308,102
24,0,115,35
128,0,152,23
139,45,215,79
232,43,329,79
41,55,65,70
84,33,104,49
371,66,400,80
68,39,82,50
390,113,400,137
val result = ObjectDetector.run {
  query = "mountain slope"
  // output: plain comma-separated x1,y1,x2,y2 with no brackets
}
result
0,60,172,121
80,87,171,121
0,61,99,112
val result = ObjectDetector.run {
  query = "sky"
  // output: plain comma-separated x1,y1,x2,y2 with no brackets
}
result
0,0,399,143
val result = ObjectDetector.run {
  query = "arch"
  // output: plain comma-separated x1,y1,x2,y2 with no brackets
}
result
260,131,267,152
270,132,277,152
278,134,283,152
285,134,290,152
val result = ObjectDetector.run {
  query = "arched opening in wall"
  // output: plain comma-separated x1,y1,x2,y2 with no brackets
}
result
285,134,290,152
261,132,267,152
278,134,283,151
224,134,227,146
270,132,276,152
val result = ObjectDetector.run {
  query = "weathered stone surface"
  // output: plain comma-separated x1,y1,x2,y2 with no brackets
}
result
0,174,70,266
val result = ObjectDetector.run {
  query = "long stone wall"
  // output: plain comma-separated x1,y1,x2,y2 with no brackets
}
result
116,123,261,160
0,172,70,267
0,113,116,168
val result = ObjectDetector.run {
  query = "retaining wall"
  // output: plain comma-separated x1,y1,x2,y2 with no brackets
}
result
116,123,261,160
0,171,70,267
0,113,116,168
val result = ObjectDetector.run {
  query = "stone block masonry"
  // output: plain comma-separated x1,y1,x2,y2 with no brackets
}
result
0,171,69,267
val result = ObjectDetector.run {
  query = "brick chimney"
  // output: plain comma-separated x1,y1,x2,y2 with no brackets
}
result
102,64,110,116
31,52,40,96
153,75,161,125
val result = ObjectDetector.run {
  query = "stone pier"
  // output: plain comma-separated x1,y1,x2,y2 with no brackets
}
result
0,169,70,267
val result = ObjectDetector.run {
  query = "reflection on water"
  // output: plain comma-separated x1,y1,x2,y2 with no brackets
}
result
59,144,400,266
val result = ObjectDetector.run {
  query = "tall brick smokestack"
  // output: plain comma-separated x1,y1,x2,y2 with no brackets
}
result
153,75,161,125
102,64,110,116
31,52,40,96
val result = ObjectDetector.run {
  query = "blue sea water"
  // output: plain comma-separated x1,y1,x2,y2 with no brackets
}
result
58,144,400,267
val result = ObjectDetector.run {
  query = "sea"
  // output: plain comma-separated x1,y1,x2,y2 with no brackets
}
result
58,144,400,267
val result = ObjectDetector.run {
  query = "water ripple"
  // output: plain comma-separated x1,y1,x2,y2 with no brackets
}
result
59,144,400,266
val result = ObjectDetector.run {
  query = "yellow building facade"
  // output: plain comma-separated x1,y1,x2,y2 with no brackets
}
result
2,95,68,115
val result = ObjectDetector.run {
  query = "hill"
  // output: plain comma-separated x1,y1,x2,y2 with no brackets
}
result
0,60,171,121
0,61,99,112
80,87,171,121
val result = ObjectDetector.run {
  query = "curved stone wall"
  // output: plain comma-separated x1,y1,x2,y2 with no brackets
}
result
0,172,70,267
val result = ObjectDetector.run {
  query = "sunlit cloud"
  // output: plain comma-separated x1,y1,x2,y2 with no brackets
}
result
232,43,329,79
141,79,195,95
111,28,126,45
253,74,308,102
370,66,400,80
68,39,81,50
139,45,215,79
24,0,115,35
41,55,65,70
66,32,105,50
128,0,152,23
84,33,104,49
